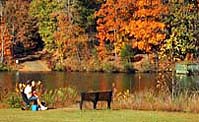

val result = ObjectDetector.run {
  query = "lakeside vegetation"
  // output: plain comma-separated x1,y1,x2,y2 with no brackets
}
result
0,82,199,113
0,63,11,71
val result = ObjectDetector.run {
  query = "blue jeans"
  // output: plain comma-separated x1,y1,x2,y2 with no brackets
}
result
29,96,38,104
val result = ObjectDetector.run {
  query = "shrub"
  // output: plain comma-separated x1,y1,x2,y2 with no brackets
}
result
123,62,135,73
0,63,11,71
53,63,65,71
102,63,118,73
7,93,21,108
112,89,199,113
120,45,134,63
140,61,152,72
42,86,78,108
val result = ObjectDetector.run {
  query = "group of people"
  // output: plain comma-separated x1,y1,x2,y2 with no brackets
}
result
18,80,47,110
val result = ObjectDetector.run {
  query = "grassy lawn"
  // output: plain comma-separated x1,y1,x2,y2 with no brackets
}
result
0,108,199,122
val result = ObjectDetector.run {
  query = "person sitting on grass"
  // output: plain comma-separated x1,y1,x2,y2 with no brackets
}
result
24,80,47,110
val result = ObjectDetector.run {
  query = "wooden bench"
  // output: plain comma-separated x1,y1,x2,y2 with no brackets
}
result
80,90,112,110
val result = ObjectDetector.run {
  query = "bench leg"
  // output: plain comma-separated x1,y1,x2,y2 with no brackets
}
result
93,101,97,109
107,100,111,109
80,100,83,110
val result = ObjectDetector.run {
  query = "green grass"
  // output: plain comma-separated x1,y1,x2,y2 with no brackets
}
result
0,108,199,122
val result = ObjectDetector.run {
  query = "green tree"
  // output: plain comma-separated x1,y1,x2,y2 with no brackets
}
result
76,0,103,32
121,44,134,63
161,3,199,60
29,0,66,51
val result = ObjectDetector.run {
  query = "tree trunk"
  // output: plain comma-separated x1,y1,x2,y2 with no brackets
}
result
0,2,4,63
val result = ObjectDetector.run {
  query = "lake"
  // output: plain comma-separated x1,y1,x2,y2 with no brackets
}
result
0,71,199,93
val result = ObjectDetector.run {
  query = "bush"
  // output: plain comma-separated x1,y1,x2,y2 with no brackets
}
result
113,89,199,113
0,63,11,71
53,63,65,71
102,63,118,73
7,94,21,108
140,61,152,72
123,62,135,73
42,86,78,108
121,45,134,63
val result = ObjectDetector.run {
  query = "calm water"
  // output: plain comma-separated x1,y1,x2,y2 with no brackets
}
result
0,72,160,93
0,71,199,93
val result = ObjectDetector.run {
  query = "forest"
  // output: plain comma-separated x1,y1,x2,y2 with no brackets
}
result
0,0,199,72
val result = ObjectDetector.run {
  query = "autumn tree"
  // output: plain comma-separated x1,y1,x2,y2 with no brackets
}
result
0,0,12,63
95,0,136,60
96,0,167,61
3,0,41,56
126,0,167,53
53,12,88,64
161,3,199,60
0,21,12,63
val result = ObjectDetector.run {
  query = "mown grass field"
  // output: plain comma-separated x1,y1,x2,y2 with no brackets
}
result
0,108,199,122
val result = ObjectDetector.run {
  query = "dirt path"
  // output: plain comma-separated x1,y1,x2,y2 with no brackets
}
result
18,60,51,71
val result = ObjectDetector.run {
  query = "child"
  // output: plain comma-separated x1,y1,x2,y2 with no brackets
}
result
24,80,47,110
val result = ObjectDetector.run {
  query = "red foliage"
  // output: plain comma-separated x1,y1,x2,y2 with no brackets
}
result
0,20,13,61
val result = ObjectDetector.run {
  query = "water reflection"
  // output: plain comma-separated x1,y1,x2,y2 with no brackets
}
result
0,72,158,93
0,71,199,94
174,74,199,92
0,72,16,91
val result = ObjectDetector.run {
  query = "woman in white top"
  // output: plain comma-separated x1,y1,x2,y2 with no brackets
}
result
24,80,47,110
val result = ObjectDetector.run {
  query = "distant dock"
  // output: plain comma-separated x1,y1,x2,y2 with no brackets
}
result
175,63,199,75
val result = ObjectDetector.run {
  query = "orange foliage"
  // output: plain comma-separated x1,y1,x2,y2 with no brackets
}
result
95,0,135,59
53,12,88,61
4,0,39,50
96,0,167,60
0,20,12,61
127,0,167,52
